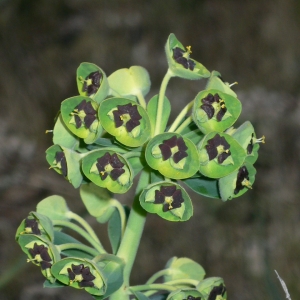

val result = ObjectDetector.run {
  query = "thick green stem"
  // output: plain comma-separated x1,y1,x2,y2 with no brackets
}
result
146,269,170,284
136,90,147,109
154,69,173,136
53,220,106,254
174,116,193,134
109,170,149,300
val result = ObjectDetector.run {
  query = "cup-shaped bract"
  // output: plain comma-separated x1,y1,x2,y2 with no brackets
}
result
108,66,151,99
165,33,210,80
205,71,237,98
51,257,106,296
82,150,133,194
18,234,60,283
193,89,242,134
99,98,151,147
198,132,246,178
196,277,227,300
16,212,54,242
76,62,109,104
164,257,205,282
139,181,193,221
145,133,200,180
61,96,102,144
45,145,85,188
228,121,264,164
219,162,256,201
167,289,203,300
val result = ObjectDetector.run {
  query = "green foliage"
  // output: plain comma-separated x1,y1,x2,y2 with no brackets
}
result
16,33,263,299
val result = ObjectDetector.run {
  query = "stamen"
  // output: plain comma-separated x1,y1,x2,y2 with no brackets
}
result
242,178,252,189
254,135,265,144
229,81,238,87
186,45,192,54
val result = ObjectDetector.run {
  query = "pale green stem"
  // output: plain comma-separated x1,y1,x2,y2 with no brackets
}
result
164,278,199,287
66,211,101,245
168,99,194,132
129,283,178,293
146,269,170,284
53,220,106,254
111,199,127,236
154,69,173,136
109,170,149,300
135,90,147,109
122,151,142,159
174,116,193,134
56,243,99,257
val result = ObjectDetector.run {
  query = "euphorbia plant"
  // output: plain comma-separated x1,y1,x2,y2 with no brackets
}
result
16,33,264,299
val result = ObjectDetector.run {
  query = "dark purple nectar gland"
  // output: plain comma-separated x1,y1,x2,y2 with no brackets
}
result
200,93,227,121
55,151,67,177
159,136,188,164
72,100,97,129
28,243,52,270
24,218,41,235
67,264,96,288
83,71,102,96
112,103,142,132
96,152,125,181
172,46,196,70
234,166,252,195
205,134,231,164
208,284,226,300
154,185,184,212
247,134,265,154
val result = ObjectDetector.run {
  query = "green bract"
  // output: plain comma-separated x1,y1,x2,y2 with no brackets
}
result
198,132,246,178
228,121,264,164
165,33,210,80
18,234,60,283
45,144,85,188
164,257,205,282
61,96,102,144
139,181,193,221
108,66,151,99
99,98,151,147
51,257,107,296
205,70,237,97
219,162,256,201
196,277,227,300
193,89,242,134
76,62,109,103
145,133,199,179
82,150,133,193
167,289,203,300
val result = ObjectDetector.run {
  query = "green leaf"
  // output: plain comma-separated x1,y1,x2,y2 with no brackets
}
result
132,291,151,300
205,70,237,97
145,133,200,180
127,155,145,177
80,182,116,220
165,33,210,80
53,114,79,150
108,209,122,254
196,277,227,300
99,97,151,147
77,62,109,104
108,66,151,98
36,195,69,222
139,181,193,222
193,89,242,134
164,257,205,282
147,94,171,134
182,176,220,199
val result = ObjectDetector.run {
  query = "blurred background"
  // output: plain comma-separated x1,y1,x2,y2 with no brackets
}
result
1,0,300,299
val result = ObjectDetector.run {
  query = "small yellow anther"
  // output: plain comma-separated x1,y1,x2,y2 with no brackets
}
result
186,45,192,54
229,82,238,87
45,130,53,134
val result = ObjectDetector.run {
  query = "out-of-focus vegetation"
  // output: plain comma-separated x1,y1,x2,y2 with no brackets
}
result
1,1,300,299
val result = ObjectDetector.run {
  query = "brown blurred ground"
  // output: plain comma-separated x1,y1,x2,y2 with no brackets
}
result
0,0,300,299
